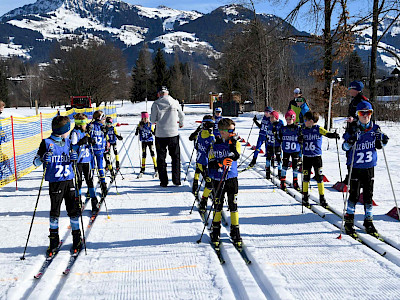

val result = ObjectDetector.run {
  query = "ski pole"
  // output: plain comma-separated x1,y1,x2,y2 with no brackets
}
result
121,137,136,173
237,150,256,169
239,119,254,161
382,146,400,221
334,129,345,204
20,165,47,260
184,144,196,182
197,166,229,244
72,162,87,255
338,139,357,239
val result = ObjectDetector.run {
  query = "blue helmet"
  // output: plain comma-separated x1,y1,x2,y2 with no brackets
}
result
356,100,373,112
348,81,364,92
215,107,222,113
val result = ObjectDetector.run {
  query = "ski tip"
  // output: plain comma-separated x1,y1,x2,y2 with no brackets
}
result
34,273,42,279
20,256,25,261
337,234,342,240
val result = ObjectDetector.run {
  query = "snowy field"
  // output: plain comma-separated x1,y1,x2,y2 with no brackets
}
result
1,102,400,299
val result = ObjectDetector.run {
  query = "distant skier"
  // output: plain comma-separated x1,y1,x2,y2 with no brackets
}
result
342,101,388,238
188,115,215,213
88,110,108,197
104,116,123,179
213,107,223,138
70,113,98,214
248,106,273,169
278,109,302,191
136,112,157,177
287,88,310,125
301,111,339,208
208,118,242,248
33,115,82,256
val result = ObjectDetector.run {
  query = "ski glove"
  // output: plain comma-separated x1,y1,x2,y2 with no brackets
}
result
326,132,340,139
43,152,52,164
70,151,78,161
253,116,258,123
222,158,233,166
117,135,123,140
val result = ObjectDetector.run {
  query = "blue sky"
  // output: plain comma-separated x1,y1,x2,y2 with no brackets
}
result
0,0,373,33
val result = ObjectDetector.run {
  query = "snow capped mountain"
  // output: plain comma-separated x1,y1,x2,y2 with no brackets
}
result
0,0,398,72
353,16,400,70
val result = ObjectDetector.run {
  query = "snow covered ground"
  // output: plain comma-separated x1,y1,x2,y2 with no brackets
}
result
1,102,400,299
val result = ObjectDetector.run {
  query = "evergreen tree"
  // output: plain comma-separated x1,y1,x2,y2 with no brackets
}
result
153,48,169,92
130,43,154,102
343,51,365,85
0,67,8,106
169,54,185,100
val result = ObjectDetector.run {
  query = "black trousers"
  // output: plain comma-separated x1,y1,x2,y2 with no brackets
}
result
348,167,374,206
303,156,323,182
142,141,155,158
212,177,239,213
282,152,300,171
49,180,80,218
266,145,282,166
76,162,94,191
155,136,181,185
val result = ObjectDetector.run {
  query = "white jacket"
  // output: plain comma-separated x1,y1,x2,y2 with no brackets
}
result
150,95,184,138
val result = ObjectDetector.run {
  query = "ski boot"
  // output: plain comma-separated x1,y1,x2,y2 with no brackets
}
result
100,181,107,198
344,214,356,237
199,197,207,214
292,178,300,191
210,222,221,248
71,229,82,255
363,219,379,237
319,195,328,208
192,180,199,196
265,167,271,180
302,192,310,208
91,197,99,214
110,168,116,182
280,177,286,191
46,229,60,257
137,167,145,178
230,225,242,249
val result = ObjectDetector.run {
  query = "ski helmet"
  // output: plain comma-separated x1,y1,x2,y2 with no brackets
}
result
285,109,296,120
106,116,113,124
202,115,214,129
215,107,222,113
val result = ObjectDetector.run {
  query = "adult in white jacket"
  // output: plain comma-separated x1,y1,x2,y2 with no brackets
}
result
150,88,185,187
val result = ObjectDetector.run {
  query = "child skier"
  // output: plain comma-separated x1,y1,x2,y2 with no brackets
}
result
135,112,157,177
88,110,108,197
208,118,242,248
301,111,339,208
104,116,123,179
33,115,82,255
278,109,302,191
342,100,388,237
213,107,223,138
188,115,215,213
249,106,273,168
70,113,99,214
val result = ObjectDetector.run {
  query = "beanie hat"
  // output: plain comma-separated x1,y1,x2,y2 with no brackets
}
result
285,109,296,120
356,100,373,112
106,116,113,124
141,111,149,118
52,120,71,135
270,110,279,120
348,81,364,92
293,87,302,94
264,106,273,113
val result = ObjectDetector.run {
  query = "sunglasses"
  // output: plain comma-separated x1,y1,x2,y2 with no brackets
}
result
220,128,235,133
357,110,373,117
295,97,305,102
